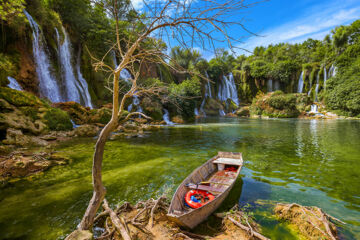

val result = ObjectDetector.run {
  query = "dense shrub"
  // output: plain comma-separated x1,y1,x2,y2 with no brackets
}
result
250,92,303,118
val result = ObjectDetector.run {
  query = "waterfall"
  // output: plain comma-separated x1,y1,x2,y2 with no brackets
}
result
267,79,273,92
217,72,239,106
194,108,199,116
162,109,174,125
128,94,142,113
76,49,93,108
219,109,225,116
324,64,337,90
120,69,132,82
297,71,304,93
323,66,327,89
55,27,81,103
314,71,320,102
204,71,212,98
307,77,313,96
199,99,206,116
7,77,22,90
310,104,318,113
24,10,62,102
274,80,280,91
112,51,132,82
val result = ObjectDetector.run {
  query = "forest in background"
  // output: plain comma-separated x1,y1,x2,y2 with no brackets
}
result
0,0,359,118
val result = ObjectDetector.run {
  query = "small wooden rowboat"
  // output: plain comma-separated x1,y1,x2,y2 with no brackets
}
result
167,152,243,228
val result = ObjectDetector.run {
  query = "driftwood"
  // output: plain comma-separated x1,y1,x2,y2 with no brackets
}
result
103,199,132,240
227,216,270,240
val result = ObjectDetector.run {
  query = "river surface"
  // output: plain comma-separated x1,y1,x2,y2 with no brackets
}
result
0,118,359,239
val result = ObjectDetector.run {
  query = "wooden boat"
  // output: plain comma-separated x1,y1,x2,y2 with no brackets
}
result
167,152,243,229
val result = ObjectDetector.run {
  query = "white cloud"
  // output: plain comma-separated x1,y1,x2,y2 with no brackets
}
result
238,2,360,55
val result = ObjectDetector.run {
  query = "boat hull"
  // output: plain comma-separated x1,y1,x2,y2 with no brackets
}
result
167,152,243,229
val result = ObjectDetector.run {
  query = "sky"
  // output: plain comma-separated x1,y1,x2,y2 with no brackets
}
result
131,0,360,58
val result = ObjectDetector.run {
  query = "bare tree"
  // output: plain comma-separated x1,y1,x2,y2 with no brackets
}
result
69,0,262,236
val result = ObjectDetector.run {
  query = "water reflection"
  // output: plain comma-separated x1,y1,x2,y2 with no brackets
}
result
0,118,359,239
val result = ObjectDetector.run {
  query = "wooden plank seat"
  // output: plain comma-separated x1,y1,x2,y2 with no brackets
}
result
187,183,224,195
213,157,242,166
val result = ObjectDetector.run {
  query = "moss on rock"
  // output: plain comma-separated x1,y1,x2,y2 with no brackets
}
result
43,108,73,131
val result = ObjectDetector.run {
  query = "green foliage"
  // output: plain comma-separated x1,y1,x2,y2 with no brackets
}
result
168,76,201,120
44,108,73,131
250,60,271,79
270,60,300,83
0,0,25,22
0,54,18,87
250,92,302,118
268,93,297,110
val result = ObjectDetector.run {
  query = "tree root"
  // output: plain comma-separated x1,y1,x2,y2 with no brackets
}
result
102,199,132,240
275,203,340,240
227,216,270,240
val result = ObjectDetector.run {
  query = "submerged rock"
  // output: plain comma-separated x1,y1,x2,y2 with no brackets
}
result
275,203,339,240
236,106,250,117
0,151,70,182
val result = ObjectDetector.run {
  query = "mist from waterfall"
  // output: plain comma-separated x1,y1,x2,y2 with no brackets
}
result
297,71,304,93
24,10,62,102
217,72,239,106
7,77,22,91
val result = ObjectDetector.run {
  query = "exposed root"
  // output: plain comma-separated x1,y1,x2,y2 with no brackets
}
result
103,199,132,240
227,216,270,240
275,203,340,240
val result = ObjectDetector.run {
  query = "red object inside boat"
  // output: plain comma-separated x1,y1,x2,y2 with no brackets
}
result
185,189,215,209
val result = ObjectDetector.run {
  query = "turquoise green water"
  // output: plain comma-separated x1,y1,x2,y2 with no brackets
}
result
0,118,359,239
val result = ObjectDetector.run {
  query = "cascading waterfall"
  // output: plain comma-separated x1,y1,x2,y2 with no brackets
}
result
217,72,239,106
297,71,304,93
314,71,320,102
267,79,273,92
219,109,225,116
162,109,174,125
112,51,132,82
324,64,337,89
55,27,81,103
323,66,327,89
273,80,280,91
24,10,62,102
7,77,22,91
128,94,142,113
310,104,318,113
76,49,93,108
198,71,213,116
204,72,212,98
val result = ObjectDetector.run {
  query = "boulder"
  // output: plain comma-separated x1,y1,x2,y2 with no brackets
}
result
74,125,99,137
236,106,250,117
203,98,224,116
0,151,70,182
2,128,48,147
171,115,184,124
